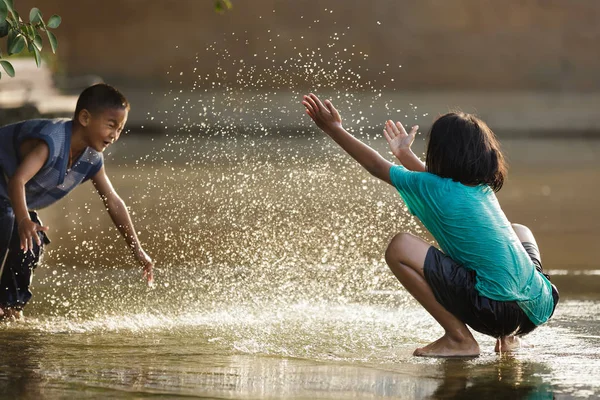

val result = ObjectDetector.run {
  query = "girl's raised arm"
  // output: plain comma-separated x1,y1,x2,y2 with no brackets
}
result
302,93,394,185
383,120,426,172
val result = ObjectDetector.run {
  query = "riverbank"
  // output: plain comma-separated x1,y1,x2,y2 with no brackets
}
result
123,90,600,137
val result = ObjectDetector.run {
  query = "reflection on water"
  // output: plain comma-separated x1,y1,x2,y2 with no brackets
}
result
430,358,555,400
0,336,561,400
2,296,598,398
1,135,599,398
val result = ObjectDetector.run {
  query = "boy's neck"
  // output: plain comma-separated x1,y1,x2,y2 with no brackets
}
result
70,121,88,154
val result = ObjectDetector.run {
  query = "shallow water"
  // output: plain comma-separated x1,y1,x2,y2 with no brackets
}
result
1,135,599,399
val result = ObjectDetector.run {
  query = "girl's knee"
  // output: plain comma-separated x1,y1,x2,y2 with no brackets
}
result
385,232,415,264
511,223,530,232
511,223,538,244
512,223,532,237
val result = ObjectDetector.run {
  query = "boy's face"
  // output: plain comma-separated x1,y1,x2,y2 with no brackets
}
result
80,107,128,152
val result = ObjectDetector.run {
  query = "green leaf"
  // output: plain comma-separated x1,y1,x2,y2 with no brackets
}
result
29,7,42,23
7,22,14,40
3,0,14,13
33,33,42,50
47,14,61,29
47,30,58,53
214,0,232,13
0,60,15,77
32,45,41,67
8,34,25,55
0,19,8,38
1,1,8,23
6,28,15,51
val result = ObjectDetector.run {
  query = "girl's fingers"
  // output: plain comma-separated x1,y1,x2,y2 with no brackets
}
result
324,100,340,119
305,95,319,112
302,100,314,113
383,129,392,143
310,93,326,111
387,120,399,136
383,123,392,137
408,125,419,140
396,121,408,135
303,102,317,120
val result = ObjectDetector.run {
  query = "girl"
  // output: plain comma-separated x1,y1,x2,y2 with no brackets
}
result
302,93,558,357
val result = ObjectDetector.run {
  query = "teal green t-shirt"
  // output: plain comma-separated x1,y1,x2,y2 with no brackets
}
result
389,165,554,326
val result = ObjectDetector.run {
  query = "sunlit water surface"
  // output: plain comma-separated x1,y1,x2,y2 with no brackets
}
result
1,135,599,399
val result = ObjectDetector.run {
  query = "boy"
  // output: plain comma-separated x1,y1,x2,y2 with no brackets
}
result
0,83,154,320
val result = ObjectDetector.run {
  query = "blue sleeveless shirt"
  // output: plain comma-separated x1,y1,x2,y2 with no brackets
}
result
389,165,554,326
0,119,103,209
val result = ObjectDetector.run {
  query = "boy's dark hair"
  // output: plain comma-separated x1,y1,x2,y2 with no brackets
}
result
74,83,130,119
425,112,507,192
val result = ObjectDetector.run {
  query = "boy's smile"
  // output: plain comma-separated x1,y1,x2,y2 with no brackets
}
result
85,108,128,152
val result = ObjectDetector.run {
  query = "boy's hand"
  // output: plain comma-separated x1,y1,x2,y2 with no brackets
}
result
302,93,342,134
135,248,154,288
383,120,418,158
17,218,49,252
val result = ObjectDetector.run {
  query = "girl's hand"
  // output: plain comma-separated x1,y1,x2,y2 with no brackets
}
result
134,248,155,288
17,218,49,252
383,120,418,157
302,93,342,134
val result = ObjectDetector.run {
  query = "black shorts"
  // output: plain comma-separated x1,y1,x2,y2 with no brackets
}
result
423,242,559,338
0,201,50,310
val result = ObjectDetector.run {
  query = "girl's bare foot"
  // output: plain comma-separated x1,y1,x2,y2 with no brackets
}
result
495,336,522,352
414,334,480,357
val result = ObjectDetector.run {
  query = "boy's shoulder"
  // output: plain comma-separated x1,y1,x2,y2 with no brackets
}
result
1,118,71,134
4,118,74,161
24,117,71,130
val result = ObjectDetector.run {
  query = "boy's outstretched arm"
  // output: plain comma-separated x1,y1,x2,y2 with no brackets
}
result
7,141,50,252
91,166,154,286
383,120,426,172
302,93,393,184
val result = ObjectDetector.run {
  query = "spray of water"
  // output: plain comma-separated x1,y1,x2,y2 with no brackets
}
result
17,9,431,350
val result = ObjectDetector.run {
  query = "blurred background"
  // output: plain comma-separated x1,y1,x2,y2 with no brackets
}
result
2,0,600,133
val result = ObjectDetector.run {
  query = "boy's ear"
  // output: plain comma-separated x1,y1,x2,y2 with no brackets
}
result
77,109,92,127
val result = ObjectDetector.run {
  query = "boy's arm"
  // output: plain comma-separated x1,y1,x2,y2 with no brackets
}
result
91,166,154,286
302,93,394,184
383,120,426,172
7,141,50,252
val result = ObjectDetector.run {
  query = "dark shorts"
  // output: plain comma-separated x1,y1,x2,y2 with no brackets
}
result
423,242,559,338
0,200,50,310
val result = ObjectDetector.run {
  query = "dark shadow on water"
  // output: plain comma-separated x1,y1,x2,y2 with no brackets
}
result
429,356,554,400
0,331,45,400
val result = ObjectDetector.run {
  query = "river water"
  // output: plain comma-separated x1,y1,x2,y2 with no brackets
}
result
1,134,599,399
